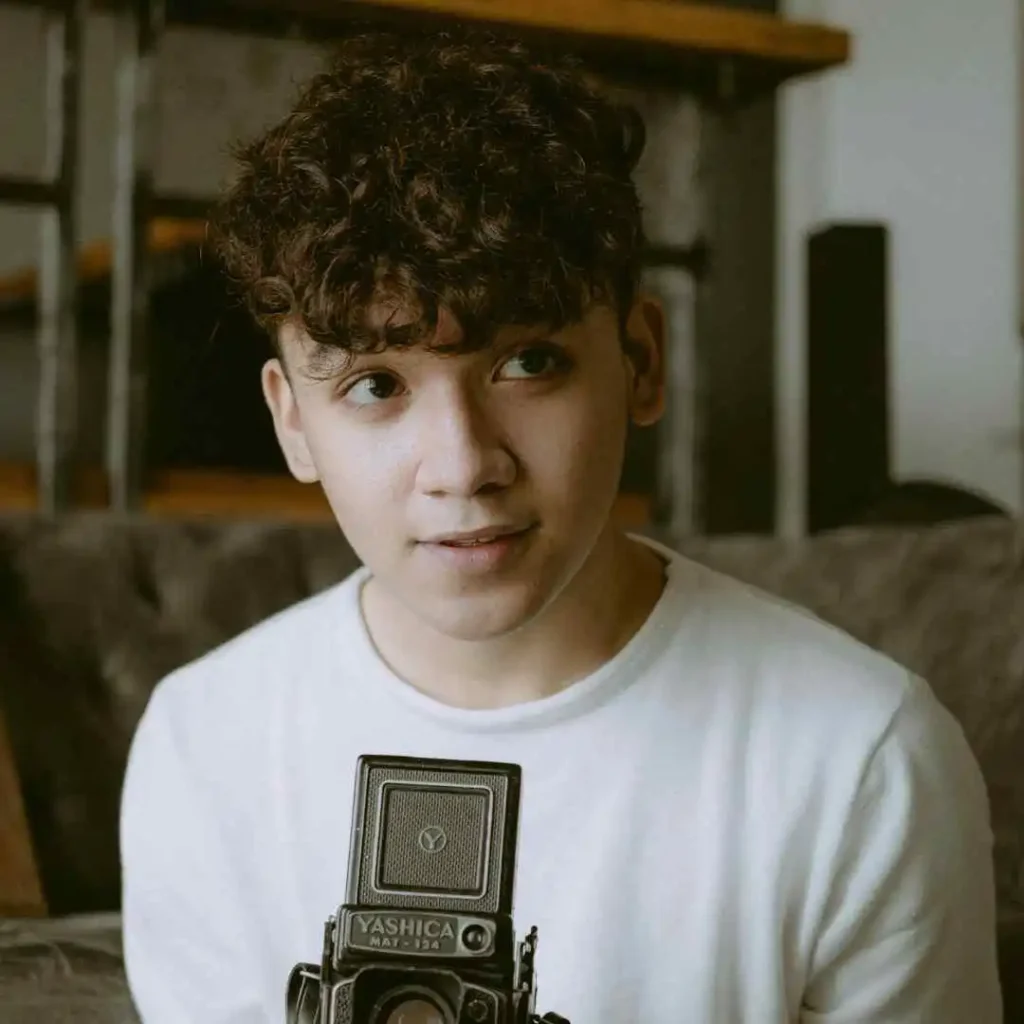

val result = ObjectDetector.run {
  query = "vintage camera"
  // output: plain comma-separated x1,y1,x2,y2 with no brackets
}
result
286,755,570,1024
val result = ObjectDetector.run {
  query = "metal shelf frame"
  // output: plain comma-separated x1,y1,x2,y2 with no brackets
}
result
0,0,85,515
105,0,164,512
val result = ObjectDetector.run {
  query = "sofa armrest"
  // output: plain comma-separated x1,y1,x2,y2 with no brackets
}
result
0,708,46,917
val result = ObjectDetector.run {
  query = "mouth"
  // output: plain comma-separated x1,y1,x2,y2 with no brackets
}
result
423,524,534,547
418,524,537,568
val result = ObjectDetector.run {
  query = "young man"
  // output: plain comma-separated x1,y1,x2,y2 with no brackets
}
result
119,24,1002,1024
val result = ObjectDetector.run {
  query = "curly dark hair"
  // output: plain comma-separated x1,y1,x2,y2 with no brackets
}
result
209,22,648,364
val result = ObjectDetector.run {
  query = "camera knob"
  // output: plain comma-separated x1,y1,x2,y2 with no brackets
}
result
466,996,490,1021
461,924,489,951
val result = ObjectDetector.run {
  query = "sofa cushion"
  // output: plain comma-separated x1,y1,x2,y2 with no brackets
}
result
0,913,138,1024
0,513,358,914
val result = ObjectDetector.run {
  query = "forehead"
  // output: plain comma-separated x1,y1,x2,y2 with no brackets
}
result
278,300,618,377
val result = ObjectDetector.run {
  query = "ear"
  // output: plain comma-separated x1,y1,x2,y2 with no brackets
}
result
261,357,320,484
623,292,666,428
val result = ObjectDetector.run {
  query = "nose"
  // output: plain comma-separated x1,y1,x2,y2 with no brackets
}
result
412,384,517,498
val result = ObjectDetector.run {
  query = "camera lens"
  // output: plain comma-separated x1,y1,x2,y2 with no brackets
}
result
385,998,446,1024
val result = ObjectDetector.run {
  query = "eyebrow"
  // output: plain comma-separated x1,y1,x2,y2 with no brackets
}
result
295,321,567,383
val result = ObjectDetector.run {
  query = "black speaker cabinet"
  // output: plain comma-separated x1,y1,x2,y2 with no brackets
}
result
806,222,890,534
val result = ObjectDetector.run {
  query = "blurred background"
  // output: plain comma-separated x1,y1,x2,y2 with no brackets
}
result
0,3,1023,1021
1,0,1015,539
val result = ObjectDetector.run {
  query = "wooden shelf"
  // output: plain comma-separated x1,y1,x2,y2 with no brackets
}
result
214,0,849,84
0,462,653,529
9,0,849,90
0,218,206,308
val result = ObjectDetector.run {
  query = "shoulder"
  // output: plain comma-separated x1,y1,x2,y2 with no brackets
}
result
664,549,993,889
656,544,968,790
670,547,915,709
141,567,365,743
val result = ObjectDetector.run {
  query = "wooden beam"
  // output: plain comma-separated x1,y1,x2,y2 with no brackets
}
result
144,468,337,522
0,217,710,309
0,462,108,512
222,0,850,73
0,462,654,529
0,709,47,918
4,0,851,81
0,217,207,307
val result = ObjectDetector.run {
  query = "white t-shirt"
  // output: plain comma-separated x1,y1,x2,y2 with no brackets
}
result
119,535,1002,1023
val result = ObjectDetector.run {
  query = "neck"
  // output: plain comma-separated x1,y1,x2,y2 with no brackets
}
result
360,529,667,710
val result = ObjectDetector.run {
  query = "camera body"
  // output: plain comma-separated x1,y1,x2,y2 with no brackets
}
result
286,755,569,1024
288,908,545,1022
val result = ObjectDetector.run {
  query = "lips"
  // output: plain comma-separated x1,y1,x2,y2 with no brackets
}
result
419,525,536,571
439,534,516,548
423,524,530,545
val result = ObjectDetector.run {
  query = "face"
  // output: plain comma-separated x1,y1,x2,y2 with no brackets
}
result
262,297,665,642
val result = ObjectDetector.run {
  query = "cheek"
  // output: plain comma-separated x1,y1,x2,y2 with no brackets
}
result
526,384,629,493
302,418,407,522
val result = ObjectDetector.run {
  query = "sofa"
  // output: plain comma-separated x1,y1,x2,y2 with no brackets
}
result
0,511,1021,1021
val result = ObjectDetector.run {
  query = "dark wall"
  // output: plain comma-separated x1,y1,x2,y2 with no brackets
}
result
697,0,778,534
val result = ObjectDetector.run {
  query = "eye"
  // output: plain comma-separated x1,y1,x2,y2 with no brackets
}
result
499,343,573,380
341,372,403,406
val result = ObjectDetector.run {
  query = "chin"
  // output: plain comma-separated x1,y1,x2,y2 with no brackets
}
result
416,589,549,642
